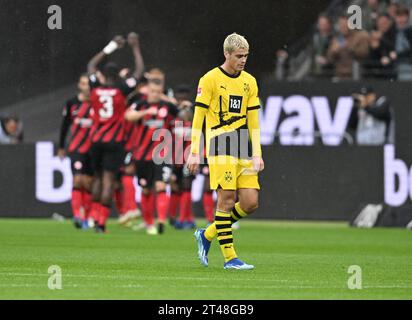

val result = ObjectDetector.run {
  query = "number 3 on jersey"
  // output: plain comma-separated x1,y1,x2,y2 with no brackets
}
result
99,95,114,119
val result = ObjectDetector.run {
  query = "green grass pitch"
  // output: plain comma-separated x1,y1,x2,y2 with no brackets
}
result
0,218,411,299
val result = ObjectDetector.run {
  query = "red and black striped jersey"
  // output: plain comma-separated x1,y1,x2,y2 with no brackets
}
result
59,96,93,154
89,75,137,144
124,93,147,152
171,119,192,167
130,100,178,162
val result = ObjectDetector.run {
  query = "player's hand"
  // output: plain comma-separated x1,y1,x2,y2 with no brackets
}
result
187,153,200,175
113,35,126,49
252,156,264,172
57,148,66,160
127,32,140,47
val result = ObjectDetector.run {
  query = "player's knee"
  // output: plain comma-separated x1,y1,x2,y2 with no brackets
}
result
83,180,93,193
218,197,236,212
100,193,112,207
72,176,82,189
244,201,259,214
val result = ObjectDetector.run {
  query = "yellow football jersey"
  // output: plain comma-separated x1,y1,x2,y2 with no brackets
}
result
194,67,260,158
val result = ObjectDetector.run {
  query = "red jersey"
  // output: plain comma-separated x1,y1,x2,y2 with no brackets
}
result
59,96,93,154
130,100,178,162
124,93,147,152
89,75,136,144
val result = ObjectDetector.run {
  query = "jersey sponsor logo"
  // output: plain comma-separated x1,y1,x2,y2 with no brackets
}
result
73,118,93,128
228,95,243,114
197,87,202,96
144,119,165,128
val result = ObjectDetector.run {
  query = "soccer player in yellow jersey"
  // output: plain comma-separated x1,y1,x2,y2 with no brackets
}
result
187,33,264,270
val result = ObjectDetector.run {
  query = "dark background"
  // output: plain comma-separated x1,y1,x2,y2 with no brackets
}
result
0,0,330,106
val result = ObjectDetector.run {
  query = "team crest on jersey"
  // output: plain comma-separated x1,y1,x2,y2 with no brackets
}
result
197,87,202,96
243,83,250,93
224,171,233,182
228,95,243,114
158,107,168,118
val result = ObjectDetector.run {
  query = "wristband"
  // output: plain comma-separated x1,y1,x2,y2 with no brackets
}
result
103,41,119,55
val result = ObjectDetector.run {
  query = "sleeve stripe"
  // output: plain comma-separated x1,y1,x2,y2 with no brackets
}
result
195,102,209,109
247,105,260,111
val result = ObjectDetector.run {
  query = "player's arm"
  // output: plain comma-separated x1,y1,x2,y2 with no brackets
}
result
127,32,145,80
247,79,264,172
58,101,71,159
187,76,212,174
87,35,126,74
124,104,157,122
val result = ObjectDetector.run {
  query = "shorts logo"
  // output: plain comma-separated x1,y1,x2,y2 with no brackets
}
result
74,161,83,170
228,95,242,114
224,171,233,182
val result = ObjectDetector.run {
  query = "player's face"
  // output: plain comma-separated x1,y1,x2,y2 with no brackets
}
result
226,48,249,72
147,83,163,103
78,76,90,95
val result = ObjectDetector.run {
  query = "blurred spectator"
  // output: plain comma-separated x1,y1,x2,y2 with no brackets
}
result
388,6,412,80
361,0,388,31
311,14,334,77
349,85,394,145
327,15,370,80
387,1,399,20
365,13,396,78
0,114,23,144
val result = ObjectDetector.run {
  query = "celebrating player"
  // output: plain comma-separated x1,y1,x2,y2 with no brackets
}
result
188,33,264,270
115,32,146,225
58,74,94,229
125,80,178,235
87,36,138,233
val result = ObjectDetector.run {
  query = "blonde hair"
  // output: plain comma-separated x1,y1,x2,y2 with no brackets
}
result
223,33,249,54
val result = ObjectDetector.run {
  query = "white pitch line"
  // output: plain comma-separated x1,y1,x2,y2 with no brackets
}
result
0,272,303,283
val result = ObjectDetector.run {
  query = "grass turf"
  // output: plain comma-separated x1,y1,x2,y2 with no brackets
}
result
0,218,411,299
